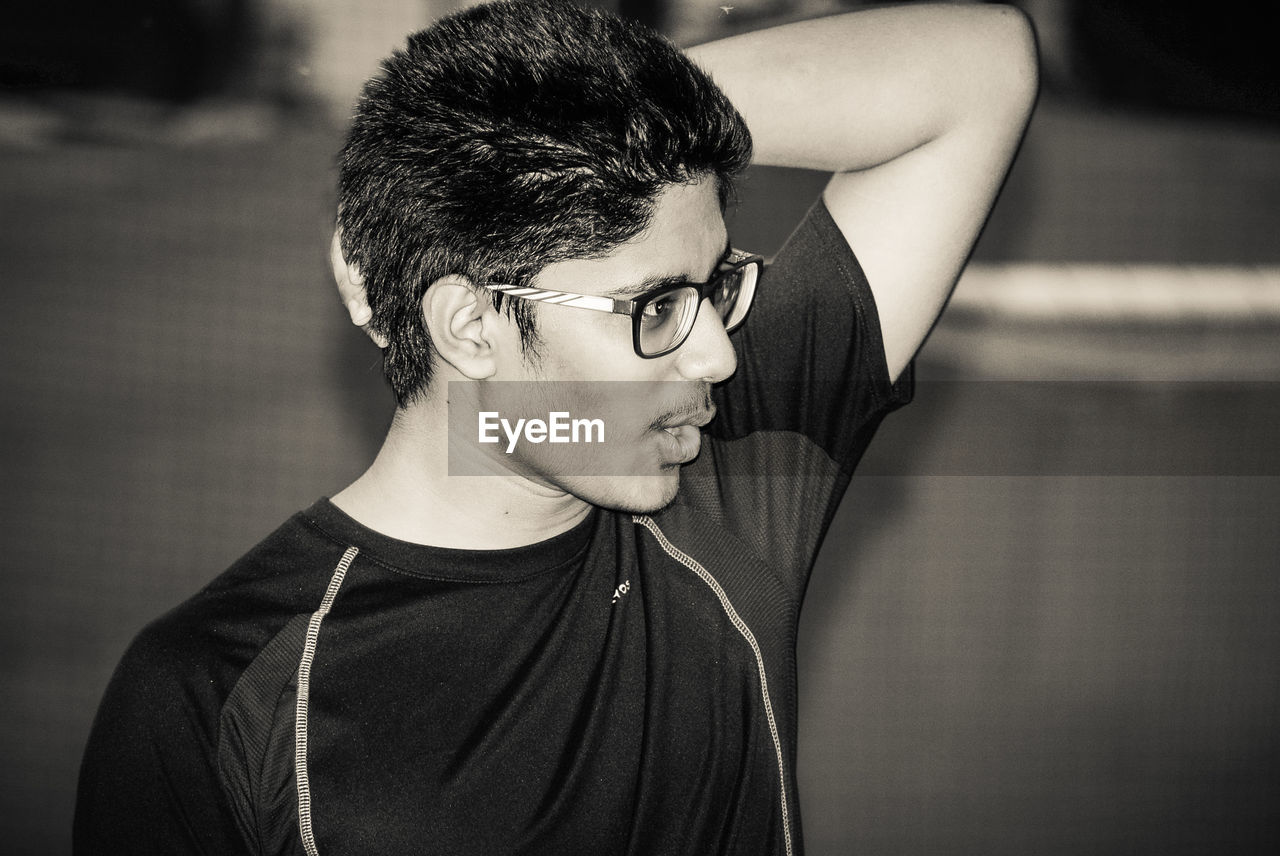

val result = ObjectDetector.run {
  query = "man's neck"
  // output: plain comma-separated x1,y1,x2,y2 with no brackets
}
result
331,396,593,551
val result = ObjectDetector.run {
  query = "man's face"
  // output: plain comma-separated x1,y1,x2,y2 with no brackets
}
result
473,178,738,512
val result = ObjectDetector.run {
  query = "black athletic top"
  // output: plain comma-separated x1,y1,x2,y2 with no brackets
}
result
74,200,912,856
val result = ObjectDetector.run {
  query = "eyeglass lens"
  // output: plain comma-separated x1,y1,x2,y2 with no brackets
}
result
637,265,757,356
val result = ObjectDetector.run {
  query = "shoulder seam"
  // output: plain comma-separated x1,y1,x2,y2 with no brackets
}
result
294,545,358,856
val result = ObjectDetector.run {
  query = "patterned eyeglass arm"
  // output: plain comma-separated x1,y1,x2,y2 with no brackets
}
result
479,283,635,316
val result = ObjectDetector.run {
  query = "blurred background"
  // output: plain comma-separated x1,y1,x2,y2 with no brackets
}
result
2,1,1277,853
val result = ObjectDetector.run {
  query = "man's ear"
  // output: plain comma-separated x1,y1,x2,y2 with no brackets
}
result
422,275,505,380
330,229,389,349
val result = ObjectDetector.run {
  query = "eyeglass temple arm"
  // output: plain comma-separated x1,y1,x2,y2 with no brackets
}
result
480,282,635,316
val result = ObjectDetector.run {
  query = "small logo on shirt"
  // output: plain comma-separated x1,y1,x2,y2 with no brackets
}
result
612,580,631,604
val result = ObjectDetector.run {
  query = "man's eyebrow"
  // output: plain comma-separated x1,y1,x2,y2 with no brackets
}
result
600,274,689,300
600,238,733,299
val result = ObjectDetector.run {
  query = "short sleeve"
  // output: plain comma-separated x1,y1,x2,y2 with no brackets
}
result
680,198,914,594
74,623,252,855
710,196,913,471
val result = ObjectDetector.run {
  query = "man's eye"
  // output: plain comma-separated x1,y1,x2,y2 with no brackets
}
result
642,294,680,319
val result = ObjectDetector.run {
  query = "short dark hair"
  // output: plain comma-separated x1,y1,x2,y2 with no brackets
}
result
337,0,752,405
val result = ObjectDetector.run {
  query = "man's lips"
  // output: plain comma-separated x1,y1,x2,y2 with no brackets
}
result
652,398,717,432
653,404,716,464
656,406,716,432
657,423,703,464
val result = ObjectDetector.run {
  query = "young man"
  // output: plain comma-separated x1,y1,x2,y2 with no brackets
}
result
76,1,1036,853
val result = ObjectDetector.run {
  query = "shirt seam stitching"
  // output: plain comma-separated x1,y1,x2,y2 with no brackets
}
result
632,514,794,856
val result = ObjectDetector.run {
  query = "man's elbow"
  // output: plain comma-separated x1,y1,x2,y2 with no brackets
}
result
986,5,1041,119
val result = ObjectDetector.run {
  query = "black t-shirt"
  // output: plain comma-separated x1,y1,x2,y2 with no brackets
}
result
75,200,912,856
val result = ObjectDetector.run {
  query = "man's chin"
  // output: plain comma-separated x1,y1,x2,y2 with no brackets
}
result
564,470,683,515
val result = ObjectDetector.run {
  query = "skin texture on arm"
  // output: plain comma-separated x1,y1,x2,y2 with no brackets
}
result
688,3,1039,382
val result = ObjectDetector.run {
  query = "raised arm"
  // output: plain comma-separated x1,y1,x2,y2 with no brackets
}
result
688,4,1038,382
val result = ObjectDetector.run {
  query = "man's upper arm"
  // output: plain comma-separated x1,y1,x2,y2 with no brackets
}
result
74,625,248,855
821,7,1038,381
691,4,1039,382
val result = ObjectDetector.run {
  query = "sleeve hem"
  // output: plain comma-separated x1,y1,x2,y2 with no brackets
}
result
804,198,915,413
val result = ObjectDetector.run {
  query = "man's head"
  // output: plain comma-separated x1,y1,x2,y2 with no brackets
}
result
336,0,752,406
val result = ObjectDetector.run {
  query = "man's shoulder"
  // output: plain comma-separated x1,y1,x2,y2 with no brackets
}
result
77,506,345,854
116,502,347,703
202,499,354,608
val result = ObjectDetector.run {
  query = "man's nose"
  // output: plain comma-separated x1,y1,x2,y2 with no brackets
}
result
675,298,738,383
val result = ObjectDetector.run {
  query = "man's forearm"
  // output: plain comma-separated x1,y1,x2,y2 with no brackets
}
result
687,3,1038,174
689,3,1038,381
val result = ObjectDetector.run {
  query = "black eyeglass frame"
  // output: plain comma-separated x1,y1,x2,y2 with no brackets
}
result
478,249,764,358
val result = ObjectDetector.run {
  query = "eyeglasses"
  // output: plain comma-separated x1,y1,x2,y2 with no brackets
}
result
479,249,763,358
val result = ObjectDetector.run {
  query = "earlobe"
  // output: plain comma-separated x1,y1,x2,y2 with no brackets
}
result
422,276,502,380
